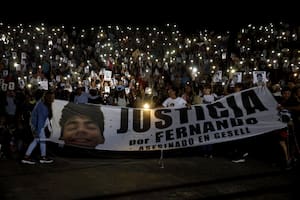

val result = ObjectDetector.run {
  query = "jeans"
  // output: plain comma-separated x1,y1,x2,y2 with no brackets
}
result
25,128,46,157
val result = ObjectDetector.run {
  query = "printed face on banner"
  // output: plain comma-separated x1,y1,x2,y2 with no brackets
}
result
59,103,105,148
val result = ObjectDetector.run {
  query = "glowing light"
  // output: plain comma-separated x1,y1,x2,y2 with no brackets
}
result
143,103,150,109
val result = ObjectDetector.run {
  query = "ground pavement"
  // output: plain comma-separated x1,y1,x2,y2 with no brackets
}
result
0,144,299,200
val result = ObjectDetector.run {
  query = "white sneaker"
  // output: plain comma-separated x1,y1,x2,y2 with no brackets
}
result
21,158,36,165
232,158,245,163
242,152,249,158
39,157,54,164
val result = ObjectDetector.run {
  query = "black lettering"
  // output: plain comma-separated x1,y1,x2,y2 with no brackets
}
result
226,96,243,117
168,142,174,148
117,108,128,133
176,127,188,139
204,135,210,141
230,118,244,127
240,127,250,135
155,109,172,129
221,132,227,138
234,129,239,136
207,102,229,119
156,132,164,142
133,109,151,132
195,106,205,121
129,140,136,145
203,121,216,133
166,129,175,141
214,133,220,139
241,90,268,115
239,128,246,135
189,123,202,135
215,119,229,130
177,108,189,124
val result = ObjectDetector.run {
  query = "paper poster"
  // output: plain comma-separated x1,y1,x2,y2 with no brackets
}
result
104,70,112,81
56,75,61,82
83,79,89,86
21,52,27,59
15,64,21,71
21,59,26,66
104,85,110,93
253,71,267,84
8,82,15,90
213,71,222,83
231,72,242,86
222,52,227,60
18,79,25,89
3,70,8,77
12,52,17,58
2,83,8,91
39,80,49,90
84,66,90,74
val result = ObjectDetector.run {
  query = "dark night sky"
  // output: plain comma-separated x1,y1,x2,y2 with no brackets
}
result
0,1,298,32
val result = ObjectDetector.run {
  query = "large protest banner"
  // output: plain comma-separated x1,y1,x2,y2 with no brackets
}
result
50,86,286,151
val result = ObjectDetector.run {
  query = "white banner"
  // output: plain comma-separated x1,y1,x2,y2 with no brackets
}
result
50,87,286,151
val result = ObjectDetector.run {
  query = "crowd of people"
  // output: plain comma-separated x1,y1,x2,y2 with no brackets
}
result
0,21,299,169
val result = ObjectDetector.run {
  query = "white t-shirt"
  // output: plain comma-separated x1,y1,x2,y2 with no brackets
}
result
202,94,218,104
162,97,187,108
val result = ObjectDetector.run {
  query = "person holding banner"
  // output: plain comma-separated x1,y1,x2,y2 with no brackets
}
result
276,87,294,170
21,90,55,164
230,83,249,163
162,85,187,108
73,87,100,104
59,102,105,148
